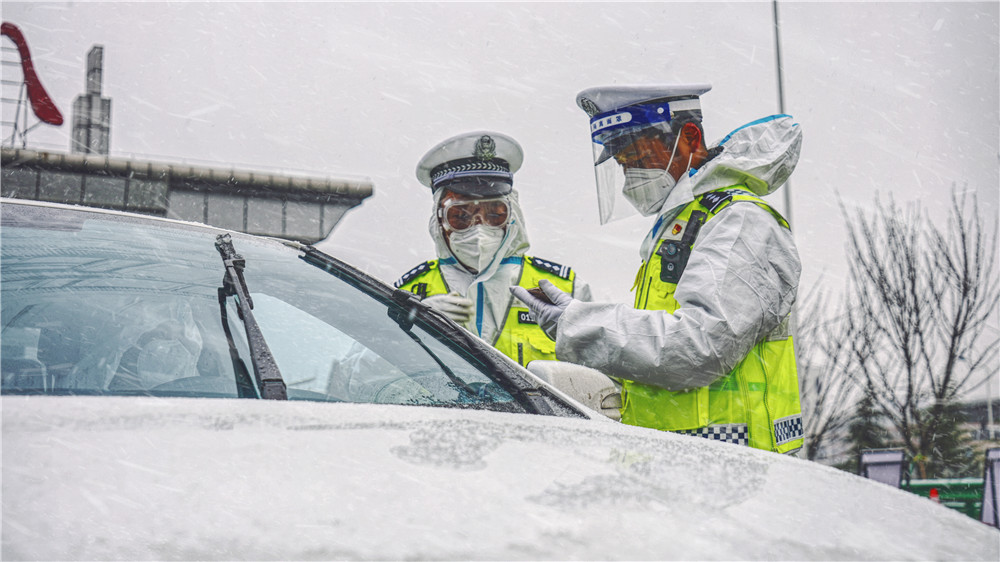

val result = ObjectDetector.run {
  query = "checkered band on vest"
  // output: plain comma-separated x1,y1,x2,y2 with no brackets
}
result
677,424,749,446
430,158,512,189
774,414,804,446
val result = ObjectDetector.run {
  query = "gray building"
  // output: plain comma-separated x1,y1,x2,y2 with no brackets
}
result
71,46,111,155
4,42,373,243
1,147,373,244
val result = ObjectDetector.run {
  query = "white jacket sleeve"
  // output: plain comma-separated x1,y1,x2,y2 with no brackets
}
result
554,202,800,391
572,275,594,303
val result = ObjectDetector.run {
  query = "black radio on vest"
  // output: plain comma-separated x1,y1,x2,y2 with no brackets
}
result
657,210,707,283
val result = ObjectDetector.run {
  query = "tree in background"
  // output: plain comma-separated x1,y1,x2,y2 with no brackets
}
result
795,284,857,462
840,188,999,478
837,391,891,473
920,401,978,478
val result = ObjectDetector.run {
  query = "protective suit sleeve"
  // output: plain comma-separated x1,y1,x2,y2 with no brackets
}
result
554,202,800,391
572,276,594,302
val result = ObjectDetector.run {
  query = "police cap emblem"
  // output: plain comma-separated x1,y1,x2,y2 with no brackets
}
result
474,135,496,161
579,97,601,118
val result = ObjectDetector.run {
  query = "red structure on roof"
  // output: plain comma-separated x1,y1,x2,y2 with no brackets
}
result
2,22,63,126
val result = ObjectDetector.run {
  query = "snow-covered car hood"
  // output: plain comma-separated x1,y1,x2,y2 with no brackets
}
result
2,396,996,561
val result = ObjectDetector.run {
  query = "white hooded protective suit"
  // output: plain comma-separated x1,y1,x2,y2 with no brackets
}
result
556,116,802,391
429,188,592,342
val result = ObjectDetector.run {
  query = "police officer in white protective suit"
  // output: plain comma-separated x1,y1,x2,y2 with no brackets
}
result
396,131,591,368
513,85,805,453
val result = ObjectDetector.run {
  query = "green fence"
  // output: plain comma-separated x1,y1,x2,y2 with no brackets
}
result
903,478,983,519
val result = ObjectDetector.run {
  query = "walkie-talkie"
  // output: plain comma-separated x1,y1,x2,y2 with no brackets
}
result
656,210,706,283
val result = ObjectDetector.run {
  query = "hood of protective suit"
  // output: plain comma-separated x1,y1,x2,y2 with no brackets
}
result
660,114,801,215
640,115,802,258
428,188,530,341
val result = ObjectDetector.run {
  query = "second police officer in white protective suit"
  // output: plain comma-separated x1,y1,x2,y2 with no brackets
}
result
513,85,805,453
396,131,591,367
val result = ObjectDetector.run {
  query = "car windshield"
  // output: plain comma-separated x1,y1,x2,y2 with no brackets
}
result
0,203,525,412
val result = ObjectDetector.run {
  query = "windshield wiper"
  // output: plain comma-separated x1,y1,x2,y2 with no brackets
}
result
217,286,261,399
215,233,287,400
389,290,482,401
294,245,555,412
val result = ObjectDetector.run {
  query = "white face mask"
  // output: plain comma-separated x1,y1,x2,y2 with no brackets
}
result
622,167,677,216
620,132,683,216
448,225,505,273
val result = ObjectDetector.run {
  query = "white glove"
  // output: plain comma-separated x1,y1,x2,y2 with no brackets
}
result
422,292,474,324
510,279,575,340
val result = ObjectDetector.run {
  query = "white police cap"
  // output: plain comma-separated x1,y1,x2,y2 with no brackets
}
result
577,84,712,165
576,83,712,118
415,131,524,197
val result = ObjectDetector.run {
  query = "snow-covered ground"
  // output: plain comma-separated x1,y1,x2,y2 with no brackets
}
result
3,396,996,560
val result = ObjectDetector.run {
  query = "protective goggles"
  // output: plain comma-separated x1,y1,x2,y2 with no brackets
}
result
438,197,510,232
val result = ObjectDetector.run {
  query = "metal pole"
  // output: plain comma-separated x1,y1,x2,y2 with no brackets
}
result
988,375,995,439
772,0,792,226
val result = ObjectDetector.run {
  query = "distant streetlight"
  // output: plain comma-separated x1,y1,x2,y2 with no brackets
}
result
771,0,792,227
982,448,1000,527
981,324,1000,439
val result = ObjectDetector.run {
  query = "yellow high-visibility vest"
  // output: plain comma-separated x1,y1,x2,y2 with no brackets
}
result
396,256,576,367
626,186,803,453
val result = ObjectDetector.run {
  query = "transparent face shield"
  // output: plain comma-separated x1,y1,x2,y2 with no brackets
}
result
592,144,631,225
588,102,676,224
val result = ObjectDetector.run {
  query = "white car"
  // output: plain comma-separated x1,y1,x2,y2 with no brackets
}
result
2,199,996,560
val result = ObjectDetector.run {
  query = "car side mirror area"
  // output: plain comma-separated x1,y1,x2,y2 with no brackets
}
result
526,360,622,421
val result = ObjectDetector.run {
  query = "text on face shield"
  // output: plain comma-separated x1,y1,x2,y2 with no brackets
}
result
591,112,633,133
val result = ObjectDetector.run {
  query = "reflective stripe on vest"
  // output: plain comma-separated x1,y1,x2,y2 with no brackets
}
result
396,256,575,367
626,186,804,454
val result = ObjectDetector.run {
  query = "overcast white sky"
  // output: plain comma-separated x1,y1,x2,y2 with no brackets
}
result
3,1,998,311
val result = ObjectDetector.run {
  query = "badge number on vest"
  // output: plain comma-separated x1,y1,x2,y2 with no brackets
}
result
517,310,537,324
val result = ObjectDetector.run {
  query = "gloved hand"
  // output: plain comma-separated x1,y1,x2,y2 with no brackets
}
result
422,292,474,325
510,279,575,340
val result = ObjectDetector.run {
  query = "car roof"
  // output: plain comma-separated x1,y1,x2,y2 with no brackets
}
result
4,396,996,561
3,196,219,227
1,197,295,245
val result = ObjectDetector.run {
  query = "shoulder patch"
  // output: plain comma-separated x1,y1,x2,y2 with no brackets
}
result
700,188,761,214
700,191,734,214
728,188,758,199
394,261,434,288
700,188,787,229
529,256,572,280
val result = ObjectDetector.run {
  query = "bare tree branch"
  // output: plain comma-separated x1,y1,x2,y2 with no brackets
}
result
838,187,999,478
795,282,858,461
